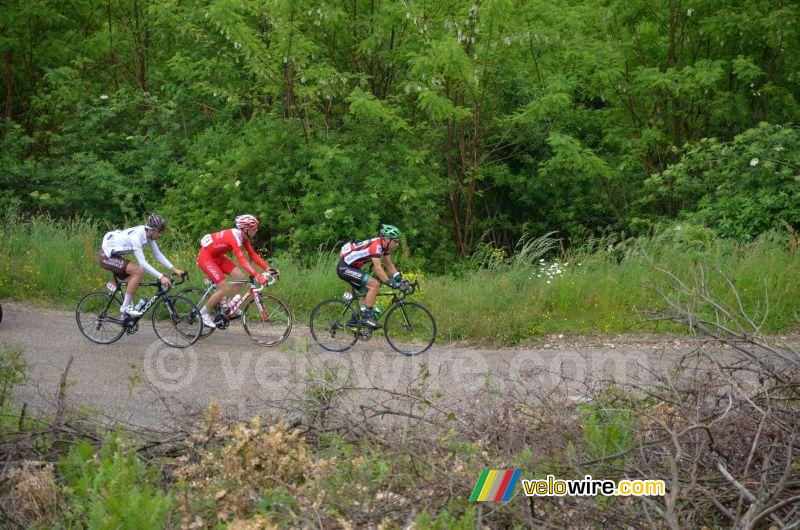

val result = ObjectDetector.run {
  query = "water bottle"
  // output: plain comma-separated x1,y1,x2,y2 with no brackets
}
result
374,305,382,317
134,298,146,312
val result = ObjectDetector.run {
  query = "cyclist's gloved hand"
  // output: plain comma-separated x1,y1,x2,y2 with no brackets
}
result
256,273,269,285
268,268,280,278
392,272,402,283
385,277,397,289
160,275,172,288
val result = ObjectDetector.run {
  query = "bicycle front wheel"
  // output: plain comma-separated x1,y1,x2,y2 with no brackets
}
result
309,299,358,352
175,287,215,338
242,294,292,346
151,295,202,348
384,302,437,355
76,291,125,344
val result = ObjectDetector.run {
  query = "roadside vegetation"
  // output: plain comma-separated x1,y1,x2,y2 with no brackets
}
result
1,216,798,343
2,270,799,527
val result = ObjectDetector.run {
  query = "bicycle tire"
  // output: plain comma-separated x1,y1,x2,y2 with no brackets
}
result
309,298,359,352
242,294,292,347
384,301,437,355
151,295,202,348
175,287,215,338
76,291,126,345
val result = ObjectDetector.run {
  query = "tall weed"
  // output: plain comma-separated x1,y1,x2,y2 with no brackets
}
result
1,216,797,342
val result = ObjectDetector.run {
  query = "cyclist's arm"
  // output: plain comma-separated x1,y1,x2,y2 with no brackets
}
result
132,246,166,279
384,254,399,277
148,239,175,271
371,257,390,283
232,241,262,277
243,238,271,271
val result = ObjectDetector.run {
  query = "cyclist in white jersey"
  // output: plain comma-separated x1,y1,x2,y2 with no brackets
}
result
97,213,185,317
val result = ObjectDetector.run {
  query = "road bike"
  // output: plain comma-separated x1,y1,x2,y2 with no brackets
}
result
76,273,202,348
176,275,292,347
309,280,436,355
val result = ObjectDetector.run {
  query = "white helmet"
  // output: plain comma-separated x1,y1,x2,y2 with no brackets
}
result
235,214,259,231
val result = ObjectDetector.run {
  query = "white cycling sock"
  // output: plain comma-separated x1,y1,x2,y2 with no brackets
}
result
200,306,209,316
123,292,134,307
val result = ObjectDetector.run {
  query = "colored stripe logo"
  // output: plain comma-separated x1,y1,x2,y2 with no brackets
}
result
470,470,521,501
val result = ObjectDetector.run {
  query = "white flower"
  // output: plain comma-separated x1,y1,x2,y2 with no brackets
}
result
99,94,109,100
775,145,785,151
750,157,759,166
547,280,551,284
324,208,333,219
126,135,134,140
686,8,693,16
234,180,240,187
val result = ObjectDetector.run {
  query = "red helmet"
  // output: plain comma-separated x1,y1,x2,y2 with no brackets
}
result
235,214,259,231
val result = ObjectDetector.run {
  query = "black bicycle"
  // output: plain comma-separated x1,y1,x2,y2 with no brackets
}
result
309,280,436,355
76,273,202,348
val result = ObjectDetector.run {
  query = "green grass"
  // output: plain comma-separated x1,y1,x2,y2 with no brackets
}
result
1,216,798,344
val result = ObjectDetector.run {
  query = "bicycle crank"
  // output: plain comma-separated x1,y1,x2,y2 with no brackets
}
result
214,313,230,330
357,328,373,341
125,322,140,335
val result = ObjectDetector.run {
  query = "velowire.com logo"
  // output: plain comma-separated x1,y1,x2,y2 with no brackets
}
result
469,470,522,502
470,470,665,501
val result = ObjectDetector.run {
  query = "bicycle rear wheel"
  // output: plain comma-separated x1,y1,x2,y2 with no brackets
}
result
384,302,436,355
242,294,292,346
151,295,202,348
175,287,215,338
76,291,125,344
309,299,359,352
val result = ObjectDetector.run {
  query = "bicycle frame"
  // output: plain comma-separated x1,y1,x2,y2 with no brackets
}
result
102,275,188,325
192,276,273,320
341,280,419,324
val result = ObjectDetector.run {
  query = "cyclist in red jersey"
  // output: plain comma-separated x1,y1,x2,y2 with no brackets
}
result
196,214,279,328
338,224,404,328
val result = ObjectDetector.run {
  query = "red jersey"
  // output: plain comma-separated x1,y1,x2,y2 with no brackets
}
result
199,228,269,277
340,237,385,269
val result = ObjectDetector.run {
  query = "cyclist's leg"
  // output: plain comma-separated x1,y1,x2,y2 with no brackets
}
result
123,263,143,307
363,277,380,307
337,262,367,294
203,257,242,310
198,252,228,313
98,250,136,306
337,262,366,326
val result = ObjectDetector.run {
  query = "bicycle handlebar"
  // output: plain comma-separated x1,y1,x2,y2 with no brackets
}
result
247,273,277,291
159,272,188,291
394,279,419,300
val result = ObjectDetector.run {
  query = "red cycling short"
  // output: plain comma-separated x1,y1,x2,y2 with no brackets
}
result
197,249,237,284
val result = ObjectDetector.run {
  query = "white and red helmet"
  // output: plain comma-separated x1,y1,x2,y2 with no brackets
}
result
235,214,260,232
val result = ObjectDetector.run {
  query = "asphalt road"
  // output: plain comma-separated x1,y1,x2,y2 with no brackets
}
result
1,301,693,430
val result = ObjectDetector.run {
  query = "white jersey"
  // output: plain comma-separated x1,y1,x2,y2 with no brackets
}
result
101,225,174,279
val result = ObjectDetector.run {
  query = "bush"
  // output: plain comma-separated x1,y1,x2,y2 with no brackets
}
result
58,434,172,529
646,123,800,238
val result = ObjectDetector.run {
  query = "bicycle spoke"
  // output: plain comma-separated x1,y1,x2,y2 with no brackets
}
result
152,295,202,348
384,302,437,355
309,299,359,352
243,294,292,346
175,287,215,338
76,292,125,345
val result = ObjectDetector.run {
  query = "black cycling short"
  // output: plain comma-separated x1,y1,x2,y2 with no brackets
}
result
337,260,371,294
